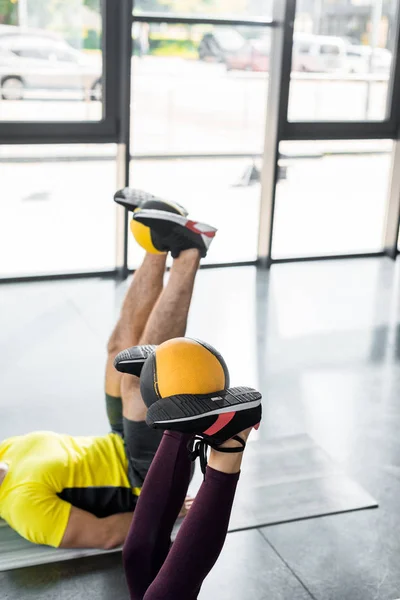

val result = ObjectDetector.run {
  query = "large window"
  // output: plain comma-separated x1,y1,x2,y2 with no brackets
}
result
272,140,393,259
288,0,399,121
1,0,400,281
128,15,271,268
0,144,117,277
0,0,103,122
131,23,268,155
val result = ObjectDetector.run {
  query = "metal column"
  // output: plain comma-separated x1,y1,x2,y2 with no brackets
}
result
258,0,296,268
115,0,134,278
383,0,400,259
383,139,400,258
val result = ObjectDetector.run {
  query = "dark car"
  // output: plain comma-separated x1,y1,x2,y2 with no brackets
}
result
198,29,248,63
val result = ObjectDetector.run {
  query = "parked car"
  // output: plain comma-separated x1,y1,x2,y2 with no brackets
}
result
346,44,392,74
198,28,248,63
225,37,270,72
292,34,347,72
372,48,392,73
0,25,102,100
223,33,347,74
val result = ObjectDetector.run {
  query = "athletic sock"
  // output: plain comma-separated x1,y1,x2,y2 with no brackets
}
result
142,466,240,600
123,431,192,600
105,393,123,436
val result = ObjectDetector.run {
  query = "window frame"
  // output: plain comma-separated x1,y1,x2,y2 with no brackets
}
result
0,0,122,145
258,0,400,268
281,1,400,141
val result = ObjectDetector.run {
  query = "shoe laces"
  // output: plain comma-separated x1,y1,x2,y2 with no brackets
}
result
187,435,246,478
187,436,209,477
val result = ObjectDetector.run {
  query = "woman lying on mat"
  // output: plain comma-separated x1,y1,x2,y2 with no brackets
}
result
122,338,262,600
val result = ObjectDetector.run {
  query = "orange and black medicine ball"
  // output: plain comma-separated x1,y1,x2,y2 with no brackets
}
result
140,338,230,408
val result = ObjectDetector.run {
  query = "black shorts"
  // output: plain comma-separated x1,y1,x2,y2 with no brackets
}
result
106,393,163,489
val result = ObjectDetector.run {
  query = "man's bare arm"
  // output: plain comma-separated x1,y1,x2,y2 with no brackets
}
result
60,506,134,550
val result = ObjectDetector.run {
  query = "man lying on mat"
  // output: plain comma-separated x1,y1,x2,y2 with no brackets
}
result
0,188,218,549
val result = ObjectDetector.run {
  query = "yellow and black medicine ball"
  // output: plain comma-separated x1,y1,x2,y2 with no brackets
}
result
140,337,230,408
131,200,184,254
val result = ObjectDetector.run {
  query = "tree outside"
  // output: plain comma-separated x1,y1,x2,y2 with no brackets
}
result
0,0,102,48
0,0,18,25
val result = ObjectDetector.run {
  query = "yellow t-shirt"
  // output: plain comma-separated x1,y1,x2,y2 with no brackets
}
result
0,431,140,548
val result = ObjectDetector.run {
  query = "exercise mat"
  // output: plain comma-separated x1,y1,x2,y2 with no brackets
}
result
0,520,121,572
0,434,377,571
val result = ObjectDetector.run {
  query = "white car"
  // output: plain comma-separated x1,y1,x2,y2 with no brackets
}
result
292,34,347,73
346,44,392,74
0,25,102,100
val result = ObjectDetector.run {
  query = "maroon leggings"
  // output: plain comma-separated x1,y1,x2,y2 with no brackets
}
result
123,431,240,600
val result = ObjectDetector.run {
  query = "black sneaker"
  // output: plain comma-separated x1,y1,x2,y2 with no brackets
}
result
114,344,157,377
133,208,217,258
146,386,262,474
146,386,261,443
114,188,188,216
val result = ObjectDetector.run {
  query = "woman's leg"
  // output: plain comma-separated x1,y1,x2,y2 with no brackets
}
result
122,431,192,600
142,430,251,600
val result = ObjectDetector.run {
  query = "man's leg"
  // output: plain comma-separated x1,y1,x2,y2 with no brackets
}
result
120,249,201,484
104,253,166,433
106,253,167,399
120,248,201,419
116,191,214,424
139,248,201,346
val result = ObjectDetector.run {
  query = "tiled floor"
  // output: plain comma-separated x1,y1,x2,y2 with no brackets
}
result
1,257,400,599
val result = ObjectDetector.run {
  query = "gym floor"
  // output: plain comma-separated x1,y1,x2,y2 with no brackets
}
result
1,257,400,600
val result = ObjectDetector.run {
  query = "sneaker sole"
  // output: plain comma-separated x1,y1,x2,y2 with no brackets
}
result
146,386,261,427
134,209,217,237
114,344,157,375
115,190,189,217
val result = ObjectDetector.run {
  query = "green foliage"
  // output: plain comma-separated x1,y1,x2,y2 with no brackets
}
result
83,0,99,10
0,0,101,30
84,28,100,50
0,0,18,25
0,0,102,49
148,37,198,58
151,45,198,59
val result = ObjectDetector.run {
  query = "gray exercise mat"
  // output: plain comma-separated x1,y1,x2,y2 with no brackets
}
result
0,434,377,572
0,520,121,572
